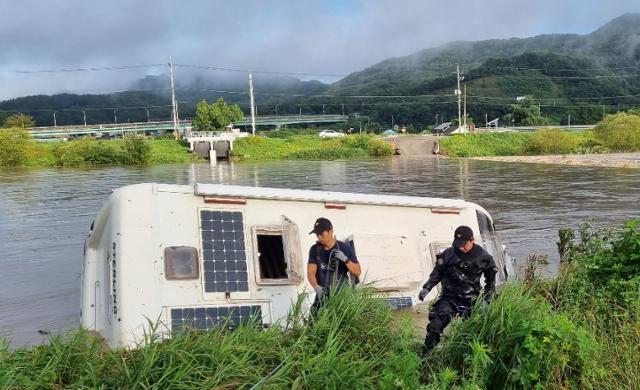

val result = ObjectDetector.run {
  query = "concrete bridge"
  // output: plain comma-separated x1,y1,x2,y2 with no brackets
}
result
28,115,349,138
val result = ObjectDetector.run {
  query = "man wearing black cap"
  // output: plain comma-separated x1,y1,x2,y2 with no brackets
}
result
418,225,497,355
307,217,361,314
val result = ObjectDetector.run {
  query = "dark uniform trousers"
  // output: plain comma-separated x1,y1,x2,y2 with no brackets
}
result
424,295,474,353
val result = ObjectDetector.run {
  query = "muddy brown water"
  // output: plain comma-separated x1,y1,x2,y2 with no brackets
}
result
1,157,638,346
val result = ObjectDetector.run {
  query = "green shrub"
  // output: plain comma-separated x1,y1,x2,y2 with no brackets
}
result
121,134,151,164
593,112,640,152
564,220,640,307
520,128,580,155
439,132,531,157
532,220,640,389
50,139,122,167
0,127,32,166
575,132,609,154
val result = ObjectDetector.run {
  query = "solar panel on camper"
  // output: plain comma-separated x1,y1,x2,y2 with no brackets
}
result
386,297,413,309
200,210,249,293
170,305,262,332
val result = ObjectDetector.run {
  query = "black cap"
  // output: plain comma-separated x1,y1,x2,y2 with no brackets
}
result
452,225,474,248
309,217,333,235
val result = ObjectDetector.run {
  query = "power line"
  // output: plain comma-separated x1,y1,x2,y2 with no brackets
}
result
476,64,640,72
5,64,166,74
173,63,348,78
0,104,172,113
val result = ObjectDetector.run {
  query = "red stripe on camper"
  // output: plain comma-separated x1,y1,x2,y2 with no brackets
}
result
204,197,247,205
431,209,460,215
324,203,346,210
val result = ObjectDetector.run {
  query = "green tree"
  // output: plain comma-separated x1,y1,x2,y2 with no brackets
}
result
2,114,35,129
192,100,213,130
192,98,244,130
502,97,547,126
0,127,32,166
210,97,244,129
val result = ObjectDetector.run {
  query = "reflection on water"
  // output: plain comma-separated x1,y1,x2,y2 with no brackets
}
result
1,157,639,347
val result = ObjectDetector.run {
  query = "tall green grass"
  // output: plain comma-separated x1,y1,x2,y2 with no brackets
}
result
439,129,615,157
232,134,394,160
0,288,420,389
439,132,532,157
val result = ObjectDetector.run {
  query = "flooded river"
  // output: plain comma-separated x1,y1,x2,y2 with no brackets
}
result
1,156,638,346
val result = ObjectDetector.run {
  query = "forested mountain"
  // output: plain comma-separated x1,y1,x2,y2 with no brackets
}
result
2,13,639,128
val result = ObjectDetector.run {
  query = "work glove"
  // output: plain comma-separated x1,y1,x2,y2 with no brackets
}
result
314,286,325,298
482,290,495,306
333,249,349,263
418,288,430,301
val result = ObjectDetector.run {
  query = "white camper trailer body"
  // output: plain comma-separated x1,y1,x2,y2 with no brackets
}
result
81,183,513,348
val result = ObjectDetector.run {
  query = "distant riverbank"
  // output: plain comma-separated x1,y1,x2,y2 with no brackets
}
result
470,152,640,169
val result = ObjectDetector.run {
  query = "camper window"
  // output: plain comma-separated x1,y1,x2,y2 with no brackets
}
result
252,226,301,284
476,210,495,234
164,246,199,280
257,234,287,279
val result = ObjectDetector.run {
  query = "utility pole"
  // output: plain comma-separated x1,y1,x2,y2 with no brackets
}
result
53,111,57,127
146,108,150,122
322,104,325,116
299,105,302,116
275,104,279,117
568,114,571,129
83,110,87,126
114,109,117,124
463,84,467,127
456,64,463,131
342,103,345,116
169,56,179,139
602,104,605,120
248,72,256,136
435,113,438,126
485,113,488,128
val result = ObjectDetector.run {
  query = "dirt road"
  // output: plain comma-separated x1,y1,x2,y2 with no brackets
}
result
382,135,439,156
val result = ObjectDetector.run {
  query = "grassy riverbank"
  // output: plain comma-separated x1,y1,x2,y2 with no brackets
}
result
232,134,394,160
440,112,640,157
0,131,200,168
0,130,394,167
1,220,638,388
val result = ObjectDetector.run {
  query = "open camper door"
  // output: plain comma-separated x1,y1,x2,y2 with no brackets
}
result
281,215,304,284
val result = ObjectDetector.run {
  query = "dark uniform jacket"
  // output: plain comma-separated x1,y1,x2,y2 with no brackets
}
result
423,244,497,301
308,240,358,290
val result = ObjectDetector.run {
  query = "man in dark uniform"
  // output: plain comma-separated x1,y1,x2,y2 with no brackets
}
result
418,225,497,355
307,217,361,314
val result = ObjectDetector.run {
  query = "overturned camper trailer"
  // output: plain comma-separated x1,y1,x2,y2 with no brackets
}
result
81,183,514,348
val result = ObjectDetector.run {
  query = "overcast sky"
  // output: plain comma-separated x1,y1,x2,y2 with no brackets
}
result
1,0,639,101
